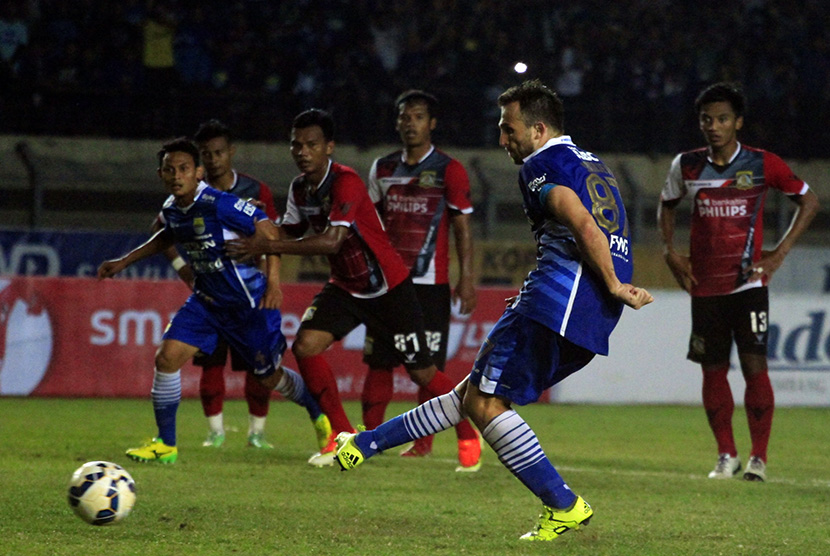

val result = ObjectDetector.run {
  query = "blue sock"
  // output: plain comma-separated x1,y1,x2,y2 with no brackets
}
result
355,389,464,458
482,409,576,509
275,366,322,420
151,369,181,446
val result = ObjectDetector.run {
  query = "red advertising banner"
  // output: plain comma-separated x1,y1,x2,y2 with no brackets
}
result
0,276,510,400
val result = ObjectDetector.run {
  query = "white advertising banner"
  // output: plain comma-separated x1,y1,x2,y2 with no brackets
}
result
554,290,830,407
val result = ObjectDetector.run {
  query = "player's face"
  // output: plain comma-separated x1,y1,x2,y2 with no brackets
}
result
396,101,436,150
699,101,743,151
198,136,235,184
498,101,537,164
290,125,334,181
158,151,203,206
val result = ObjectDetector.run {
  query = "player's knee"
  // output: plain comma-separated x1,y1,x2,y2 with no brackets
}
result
739,353,768,378
406,365,436,387
291,336,324,360
253,368,280,391
461,394,488,429
154,351,179,373
462,388,509,430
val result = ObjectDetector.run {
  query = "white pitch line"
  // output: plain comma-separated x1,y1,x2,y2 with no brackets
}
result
431,458,830,489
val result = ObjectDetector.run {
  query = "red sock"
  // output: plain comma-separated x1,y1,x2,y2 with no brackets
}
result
702,364,736,456
200,364,225,417
422,370,455,397
297,354,353,433
422,373,478,442
244,372,271,418
412,386,435,453
362,367,394,430
744,370,774,462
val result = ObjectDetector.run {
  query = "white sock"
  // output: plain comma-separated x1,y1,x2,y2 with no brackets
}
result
206,413,224,434
249,415,266,436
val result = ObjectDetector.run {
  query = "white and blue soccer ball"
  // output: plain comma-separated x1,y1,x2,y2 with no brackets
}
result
67,461,136,525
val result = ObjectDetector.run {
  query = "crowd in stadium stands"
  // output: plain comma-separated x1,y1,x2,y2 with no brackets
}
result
1,0,829,156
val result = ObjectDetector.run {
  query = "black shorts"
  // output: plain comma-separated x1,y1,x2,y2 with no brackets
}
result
687,287,769,364
363,283,451,369
193,338,250,371
299,278,434,371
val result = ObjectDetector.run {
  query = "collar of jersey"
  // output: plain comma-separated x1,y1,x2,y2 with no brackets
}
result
400,145,435,166
307,160,333,195
523,135,574,163
706,142,742,165
175,181,209,212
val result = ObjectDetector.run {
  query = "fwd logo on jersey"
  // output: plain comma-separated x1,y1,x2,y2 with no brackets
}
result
695,194,747,217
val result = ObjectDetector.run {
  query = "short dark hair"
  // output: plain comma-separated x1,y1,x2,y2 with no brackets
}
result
395,89,438,118
193,119,233,144
694,82,746,117
498,79,564,133
292,109,335,142
157,137,200,169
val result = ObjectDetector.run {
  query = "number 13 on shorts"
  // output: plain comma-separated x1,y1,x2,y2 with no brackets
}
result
750,310,768,333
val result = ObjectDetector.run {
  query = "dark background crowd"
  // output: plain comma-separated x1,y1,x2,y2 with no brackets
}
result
2,0,829,157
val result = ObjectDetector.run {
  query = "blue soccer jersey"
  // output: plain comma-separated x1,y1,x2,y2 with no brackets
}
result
159,183,270,308
512,136,633,355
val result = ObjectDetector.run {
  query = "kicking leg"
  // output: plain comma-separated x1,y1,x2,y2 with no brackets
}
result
336,378,469,468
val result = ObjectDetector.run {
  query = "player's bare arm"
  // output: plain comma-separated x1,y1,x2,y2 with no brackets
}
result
226,224,349,260
97,229,175,279
748,189,820,281
547,185,653,310
450,212,477,314
256,219,283,310
658,198,697,293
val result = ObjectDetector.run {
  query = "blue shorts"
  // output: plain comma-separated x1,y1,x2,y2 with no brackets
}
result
469,309,595,405
163,294,286,378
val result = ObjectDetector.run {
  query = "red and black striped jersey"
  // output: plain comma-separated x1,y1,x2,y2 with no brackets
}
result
367,146,473,285
661,144,809,297
282,161,409,298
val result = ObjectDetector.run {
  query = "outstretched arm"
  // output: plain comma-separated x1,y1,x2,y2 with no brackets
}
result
547,185,653,310
226,224,349,260
97,229,175,279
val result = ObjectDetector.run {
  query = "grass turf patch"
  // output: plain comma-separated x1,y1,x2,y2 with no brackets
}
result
1,398,828,556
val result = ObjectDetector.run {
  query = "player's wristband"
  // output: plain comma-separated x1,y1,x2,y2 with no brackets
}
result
170,256,186,271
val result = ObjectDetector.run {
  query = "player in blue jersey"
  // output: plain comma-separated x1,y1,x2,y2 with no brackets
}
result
97,137,326,464
155,120,286,450
334,80,653,541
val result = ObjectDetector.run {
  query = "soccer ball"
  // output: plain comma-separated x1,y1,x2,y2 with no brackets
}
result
67,461,136,525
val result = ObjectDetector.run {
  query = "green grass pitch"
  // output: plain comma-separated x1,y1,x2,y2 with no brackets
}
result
1,398,828,556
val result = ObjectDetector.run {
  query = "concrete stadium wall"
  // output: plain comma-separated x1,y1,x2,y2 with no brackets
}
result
3,135,827,290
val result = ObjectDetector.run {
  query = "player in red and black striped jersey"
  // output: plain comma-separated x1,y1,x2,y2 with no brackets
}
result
659,83,819,481
361,90,481,470
226,109,474,468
